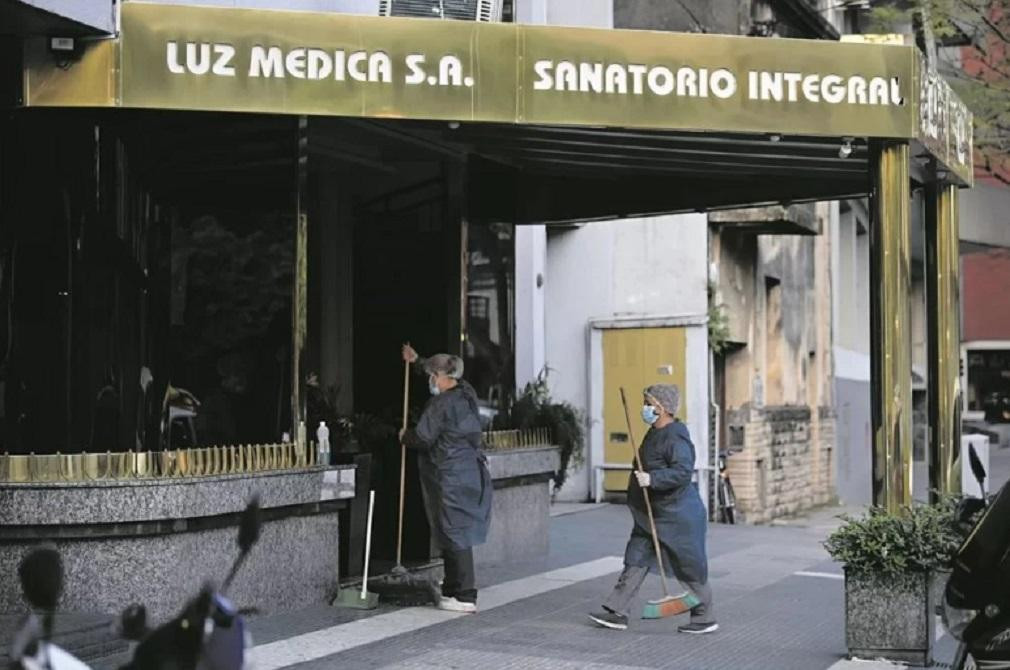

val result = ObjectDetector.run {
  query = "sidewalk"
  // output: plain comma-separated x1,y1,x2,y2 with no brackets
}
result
40,500,966,669
239,503,853,670
109,503,853,669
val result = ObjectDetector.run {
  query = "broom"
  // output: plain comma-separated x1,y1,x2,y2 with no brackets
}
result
370,352,437,605
332,490,379,609
618,388,700,620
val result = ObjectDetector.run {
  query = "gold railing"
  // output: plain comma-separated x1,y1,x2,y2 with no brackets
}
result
0,430,554,482
0,443,319,484
483,428,553,451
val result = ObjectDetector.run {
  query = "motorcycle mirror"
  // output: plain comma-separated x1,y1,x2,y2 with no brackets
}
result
238,495,262,555
956,497,985,526
969,443,987,493
120,603,148,641
18,547,63,611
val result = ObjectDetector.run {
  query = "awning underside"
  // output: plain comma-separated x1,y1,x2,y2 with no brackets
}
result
116,111,879,226
381,120,874,224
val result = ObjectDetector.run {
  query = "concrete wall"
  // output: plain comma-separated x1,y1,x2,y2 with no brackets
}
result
543,215,709,502
475,446,559,566
515,226,546,389
835,377,871,504
832,199,872,505
716,231,821,409
961,181,1010,249
833,201,870,356
712,202,836,521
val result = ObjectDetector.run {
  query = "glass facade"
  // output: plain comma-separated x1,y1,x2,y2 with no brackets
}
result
0,111,297,454
464,221,514,428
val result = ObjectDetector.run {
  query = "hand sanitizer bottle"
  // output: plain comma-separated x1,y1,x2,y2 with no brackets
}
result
317,421,330,465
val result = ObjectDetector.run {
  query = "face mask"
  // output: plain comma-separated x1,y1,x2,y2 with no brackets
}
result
429,378,441,396
641,405,659,425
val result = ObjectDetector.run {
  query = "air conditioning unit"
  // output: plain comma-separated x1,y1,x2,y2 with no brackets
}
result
378,0,503,22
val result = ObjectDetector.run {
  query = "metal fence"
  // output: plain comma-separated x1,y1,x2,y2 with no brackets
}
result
0,443,307,483
0,427,554,483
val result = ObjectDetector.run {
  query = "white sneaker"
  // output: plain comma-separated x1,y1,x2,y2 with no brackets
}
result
438,596,477,614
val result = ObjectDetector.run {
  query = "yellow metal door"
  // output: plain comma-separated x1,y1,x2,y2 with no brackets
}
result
602,327,688,492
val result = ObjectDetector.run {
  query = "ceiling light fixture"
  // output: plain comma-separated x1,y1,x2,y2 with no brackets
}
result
838,137,854,159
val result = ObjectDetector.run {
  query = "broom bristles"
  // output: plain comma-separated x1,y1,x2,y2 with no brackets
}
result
641,592,700,619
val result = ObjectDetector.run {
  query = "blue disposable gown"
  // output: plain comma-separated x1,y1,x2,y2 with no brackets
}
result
624,421,708,584
404,381,493,552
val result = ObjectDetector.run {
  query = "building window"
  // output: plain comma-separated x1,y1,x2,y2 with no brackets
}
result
464,222,514,428
967,350,1010,423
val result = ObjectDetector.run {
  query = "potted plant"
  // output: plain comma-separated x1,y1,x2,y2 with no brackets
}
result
824,498,961,665
496,368,585,496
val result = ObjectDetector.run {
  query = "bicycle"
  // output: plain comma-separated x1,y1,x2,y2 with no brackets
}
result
716,450,737,524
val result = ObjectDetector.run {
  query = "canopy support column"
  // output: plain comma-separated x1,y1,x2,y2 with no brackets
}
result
869,140,913,512
925,181,962,501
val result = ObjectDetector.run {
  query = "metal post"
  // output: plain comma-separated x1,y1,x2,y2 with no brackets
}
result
869,140,913,512
293,116,308,443
925,181,962,501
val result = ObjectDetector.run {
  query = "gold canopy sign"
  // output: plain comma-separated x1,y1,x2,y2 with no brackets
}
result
22,2,973,183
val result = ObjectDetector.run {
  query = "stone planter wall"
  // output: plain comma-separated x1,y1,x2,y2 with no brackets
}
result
845,570,934,666
475,446,560,567
0,466,355,621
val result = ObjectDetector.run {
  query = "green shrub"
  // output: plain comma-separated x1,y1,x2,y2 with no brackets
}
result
497,368,585,494
823,497,961,576
708,282,730,355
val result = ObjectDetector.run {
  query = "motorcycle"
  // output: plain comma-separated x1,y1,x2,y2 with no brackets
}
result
117,496,262,670
10,496,262,670
943,445,1010,669
9,546,91,670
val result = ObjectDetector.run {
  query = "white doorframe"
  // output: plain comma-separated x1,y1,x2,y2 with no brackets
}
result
586,313,710,508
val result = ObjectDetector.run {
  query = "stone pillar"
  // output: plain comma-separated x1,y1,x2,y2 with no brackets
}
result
925,181,962,500
869,141,913,512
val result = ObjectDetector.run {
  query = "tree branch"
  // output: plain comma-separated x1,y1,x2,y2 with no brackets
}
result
951,0,1010,45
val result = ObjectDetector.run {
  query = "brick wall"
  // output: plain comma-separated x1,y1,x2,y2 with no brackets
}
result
723,404,835,523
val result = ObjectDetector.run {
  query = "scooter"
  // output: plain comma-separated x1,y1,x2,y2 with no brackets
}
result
9,546,92,670
942,445,1010,669
117,496,262,670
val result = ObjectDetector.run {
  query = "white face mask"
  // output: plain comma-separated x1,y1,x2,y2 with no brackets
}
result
429,376,441,396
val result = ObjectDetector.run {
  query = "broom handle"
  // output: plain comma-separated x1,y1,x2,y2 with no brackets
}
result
362,490,375,598
620,387,671,598
397,356,410,566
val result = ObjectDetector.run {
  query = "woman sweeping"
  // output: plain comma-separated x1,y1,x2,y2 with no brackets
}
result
589,383,717,634
400,344,493,613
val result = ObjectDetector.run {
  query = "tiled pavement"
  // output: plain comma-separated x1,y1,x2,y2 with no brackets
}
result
260,504,858,670
40,500,973,669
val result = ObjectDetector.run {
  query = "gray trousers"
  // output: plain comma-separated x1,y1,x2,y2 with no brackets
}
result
442,548,476,603
602,565,715,624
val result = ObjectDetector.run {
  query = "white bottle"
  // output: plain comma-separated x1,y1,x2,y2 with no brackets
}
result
317,421,330,464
